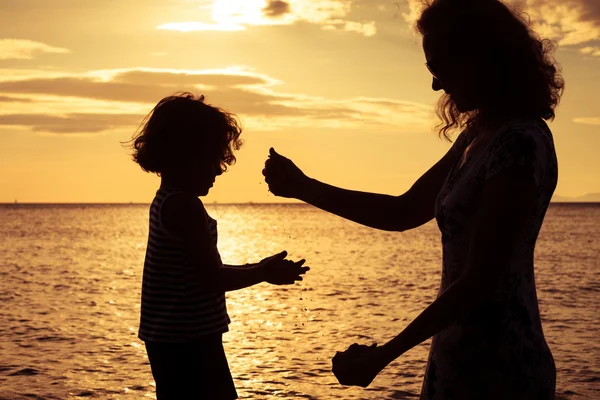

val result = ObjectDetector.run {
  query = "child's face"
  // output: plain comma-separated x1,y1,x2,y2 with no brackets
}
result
186,156,223,196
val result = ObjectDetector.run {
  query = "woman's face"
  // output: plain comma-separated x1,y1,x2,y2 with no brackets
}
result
423,33,480,112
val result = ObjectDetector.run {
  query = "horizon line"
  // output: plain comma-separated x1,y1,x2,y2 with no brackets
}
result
1,201,599,205
0,201,303,205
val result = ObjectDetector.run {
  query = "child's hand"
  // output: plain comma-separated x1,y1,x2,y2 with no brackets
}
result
259,251,309,285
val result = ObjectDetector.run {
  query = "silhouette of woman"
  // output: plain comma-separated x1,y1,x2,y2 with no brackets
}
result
263,0,563,398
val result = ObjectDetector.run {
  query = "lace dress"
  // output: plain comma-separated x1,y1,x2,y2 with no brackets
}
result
421,118,557,399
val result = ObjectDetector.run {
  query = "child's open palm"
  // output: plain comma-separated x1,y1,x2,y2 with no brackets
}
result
259,251,309,285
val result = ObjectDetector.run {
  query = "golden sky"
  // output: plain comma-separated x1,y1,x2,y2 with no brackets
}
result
1,0,599,203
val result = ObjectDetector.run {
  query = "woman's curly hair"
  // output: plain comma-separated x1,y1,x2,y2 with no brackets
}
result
128,92,243,175
416,0,564,139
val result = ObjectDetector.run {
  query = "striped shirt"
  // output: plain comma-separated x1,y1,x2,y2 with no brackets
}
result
138,187,230,343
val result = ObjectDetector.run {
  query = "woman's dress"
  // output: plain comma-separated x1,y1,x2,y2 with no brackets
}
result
421,118,558,399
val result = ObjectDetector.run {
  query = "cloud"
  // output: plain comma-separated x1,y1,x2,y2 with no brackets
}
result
159,0,376,36
0,39,71,60
323,19,377,37
263,0,291,18
110,68,277,87
0,67,432,134
402,0,600,49
0,67,279,104
518,0,600,46
580,46,600,56
573,117,600,125
158,22,245,32
401,0,425,27
0,113,142,133
0,95,32,102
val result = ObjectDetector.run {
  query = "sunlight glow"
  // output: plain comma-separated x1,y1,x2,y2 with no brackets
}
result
157,0,375,36
158,22,245,32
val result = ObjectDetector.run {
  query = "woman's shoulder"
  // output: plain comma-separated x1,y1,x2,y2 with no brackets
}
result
500,117,553,141
482,117,557,183
492,117,555,155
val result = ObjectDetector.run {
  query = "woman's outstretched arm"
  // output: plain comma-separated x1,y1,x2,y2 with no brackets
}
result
332,163,537,387
263,145,463,232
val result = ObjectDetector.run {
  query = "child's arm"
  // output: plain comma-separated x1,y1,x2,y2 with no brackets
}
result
223,263,254,268
220,252,307,290
162,192,308,293
223,252,297,269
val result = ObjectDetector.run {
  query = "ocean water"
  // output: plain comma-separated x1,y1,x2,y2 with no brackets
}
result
0,203,598,400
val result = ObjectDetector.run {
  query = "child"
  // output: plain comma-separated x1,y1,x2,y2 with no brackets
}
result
129,93,309,399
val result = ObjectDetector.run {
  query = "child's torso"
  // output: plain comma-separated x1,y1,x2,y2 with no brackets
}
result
138,187,230,343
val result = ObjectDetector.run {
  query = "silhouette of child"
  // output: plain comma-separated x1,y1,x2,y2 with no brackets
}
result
128,93,309,399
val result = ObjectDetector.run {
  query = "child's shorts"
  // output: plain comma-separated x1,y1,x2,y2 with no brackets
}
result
145,333,238,400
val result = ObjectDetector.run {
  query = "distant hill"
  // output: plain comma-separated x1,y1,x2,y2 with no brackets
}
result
551,193,600,202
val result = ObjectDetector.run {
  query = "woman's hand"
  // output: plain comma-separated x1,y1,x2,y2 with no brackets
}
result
258,251,309,285
332,343,388,388
263,148,309,199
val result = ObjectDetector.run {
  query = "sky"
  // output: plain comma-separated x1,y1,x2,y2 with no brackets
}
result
0,0,599,203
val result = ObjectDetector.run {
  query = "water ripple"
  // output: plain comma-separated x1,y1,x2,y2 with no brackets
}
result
0,203,598,399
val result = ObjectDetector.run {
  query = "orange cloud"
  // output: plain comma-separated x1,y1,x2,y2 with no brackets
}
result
402,0,600,50
0,39,71,60
0,95,32,102
573,117,600,125
580,46,600,56
0,67,432,134
519,0,600,46
0,113,142,133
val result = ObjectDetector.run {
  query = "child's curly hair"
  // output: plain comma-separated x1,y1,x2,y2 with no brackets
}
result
128,93,243,175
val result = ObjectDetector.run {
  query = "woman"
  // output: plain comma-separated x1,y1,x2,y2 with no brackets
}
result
262,0,563,398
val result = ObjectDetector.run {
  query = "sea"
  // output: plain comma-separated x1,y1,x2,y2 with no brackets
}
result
0,203,598,399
